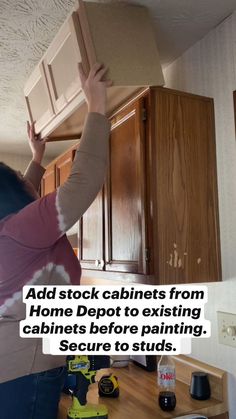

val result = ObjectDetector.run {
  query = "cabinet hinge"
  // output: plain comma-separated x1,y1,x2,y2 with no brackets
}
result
142,108,147,121
145,248,150,262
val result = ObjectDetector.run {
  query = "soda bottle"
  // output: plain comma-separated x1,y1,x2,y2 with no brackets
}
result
157,355,176,411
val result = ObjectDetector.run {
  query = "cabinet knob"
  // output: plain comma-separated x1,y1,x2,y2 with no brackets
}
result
95,259,100,267
100,259,105,268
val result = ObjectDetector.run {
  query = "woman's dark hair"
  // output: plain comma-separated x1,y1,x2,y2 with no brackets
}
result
0,162,35,220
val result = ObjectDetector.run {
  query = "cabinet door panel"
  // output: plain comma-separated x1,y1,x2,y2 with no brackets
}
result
41,163,56,196
153,90,221,283
56,149,75,187
105,100,147,274
24,63,55,134
79,190,104,270
44,13,88,113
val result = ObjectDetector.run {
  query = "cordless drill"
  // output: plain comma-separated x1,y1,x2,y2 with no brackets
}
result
66,355,110,419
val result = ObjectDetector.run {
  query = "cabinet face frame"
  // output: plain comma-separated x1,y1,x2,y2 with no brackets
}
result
43,13,88,114
24,62,55,134
104,98,149,274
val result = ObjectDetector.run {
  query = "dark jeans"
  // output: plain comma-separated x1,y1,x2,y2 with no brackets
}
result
0,367,67,419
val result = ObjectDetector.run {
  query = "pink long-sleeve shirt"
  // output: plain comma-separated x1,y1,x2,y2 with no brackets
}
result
0,113,110,383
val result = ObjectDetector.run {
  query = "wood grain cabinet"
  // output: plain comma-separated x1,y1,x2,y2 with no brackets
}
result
79,99,148,274
79,189,104,270
41,161,56,196
41,87,221,284
104,100,148,274
80,88,221,283
41,145,76,196
55,148,76,186
149,88,221,284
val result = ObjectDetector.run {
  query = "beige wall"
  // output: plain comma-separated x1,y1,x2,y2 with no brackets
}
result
164,12,236,418
0,152,32,172
0,152,51,172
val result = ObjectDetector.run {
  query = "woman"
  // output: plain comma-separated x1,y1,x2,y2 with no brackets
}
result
0,62,111,419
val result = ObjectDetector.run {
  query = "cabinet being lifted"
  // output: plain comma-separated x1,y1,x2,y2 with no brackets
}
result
24,0,164,141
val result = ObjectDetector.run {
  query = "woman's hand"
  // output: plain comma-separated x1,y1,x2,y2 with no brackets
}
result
27,121,47,165
78,62,112,115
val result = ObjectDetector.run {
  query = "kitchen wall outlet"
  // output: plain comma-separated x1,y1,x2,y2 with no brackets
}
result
217,311,236,348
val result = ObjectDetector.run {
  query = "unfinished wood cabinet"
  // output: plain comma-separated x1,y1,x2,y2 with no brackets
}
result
43,13,89,114
24,1,164,140
77,0,164,86
24,63,55,133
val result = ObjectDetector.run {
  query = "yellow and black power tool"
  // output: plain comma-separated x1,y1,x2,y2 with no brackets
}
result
66,355,110,419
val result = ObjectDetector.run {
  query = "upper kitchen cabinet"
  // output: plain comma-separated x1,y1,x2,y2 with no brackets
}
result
81,88,221,284
41,87,222,284
24,0,164,141
79,189,104,270
149,88,221,284
24,63,55,133
43,13,89,114
77,0,164,86
41,144,77,197
104,99,148,274
79,98,148,275
55,148,76,186
41,161,56,197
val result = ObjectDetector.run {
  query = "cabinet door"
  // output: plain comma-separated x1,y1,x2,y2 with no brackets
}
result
24,63,55,134
105,99,148,274
44,13,89,114
79,189,104,270
41,162,56,196
56,149,75,187
153,89,221,283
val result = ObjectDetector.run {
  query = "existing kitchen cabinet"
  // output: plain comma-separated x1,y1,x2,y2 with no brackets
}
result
149,88,221,284
79,98,148,274
41,145,77,196
41,87,221,284
80,88,221,283
41,161,56,196
79,189,104,270
104,100,148,274
56,148,76,186
41,145,79,248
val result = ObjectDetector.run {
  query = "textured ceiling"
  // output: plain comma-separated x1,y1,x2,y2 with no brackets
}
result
0,0,236,158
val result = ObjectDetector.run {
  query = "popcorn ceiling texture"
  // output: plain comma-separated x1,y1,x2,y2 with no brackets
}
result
0,0,74,155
